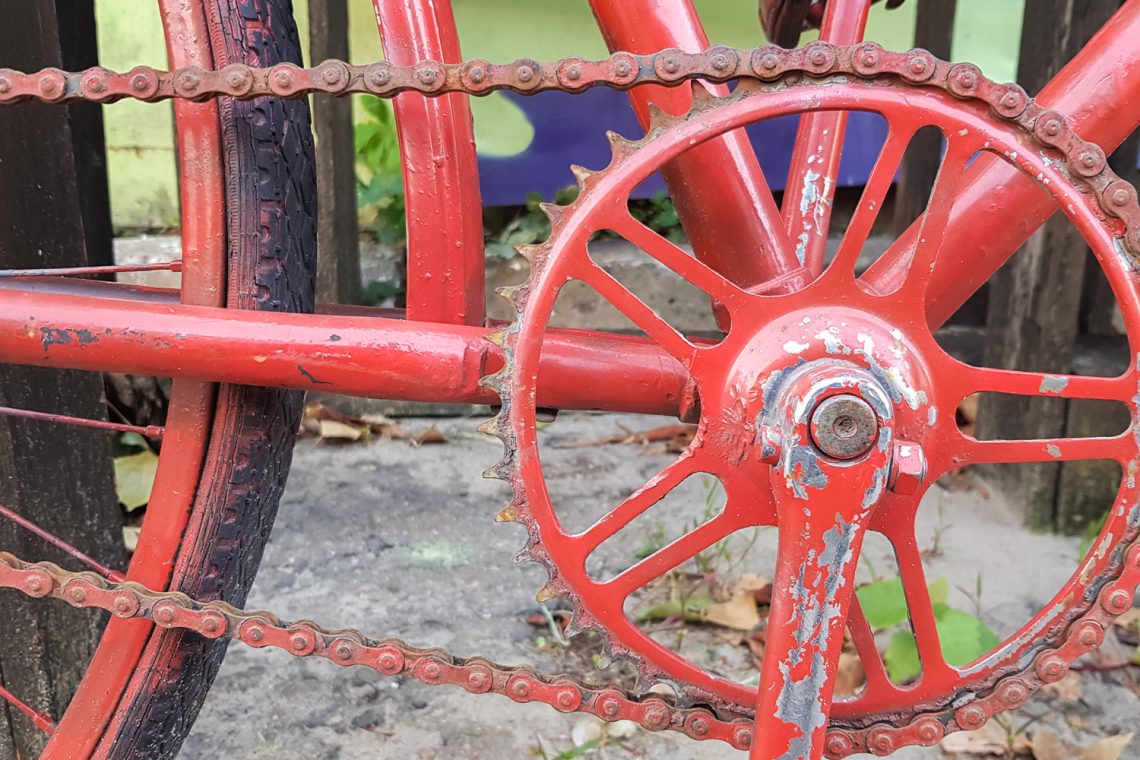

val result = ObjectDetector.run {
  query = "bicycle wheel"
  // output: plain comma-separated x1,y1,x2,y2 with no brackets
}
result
0,2,315,757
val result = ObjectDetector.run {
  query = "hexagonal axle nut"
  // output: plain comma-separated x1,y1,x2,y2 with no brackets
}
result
888,441,926,494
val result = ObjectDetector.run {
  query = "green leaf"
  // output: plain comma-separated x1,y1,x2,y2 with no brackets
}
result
928,576,949,606
855,578,908,630
634,587,714,623
884,629,922,683
882,607,999,682
935,608,1000,668
114,449,159,511
856,576,953,631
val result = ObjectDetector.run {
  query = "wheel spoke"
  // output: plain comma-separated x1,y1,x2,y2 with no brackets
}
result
951,433,1129,467
606,511,742,597
0,502,124,582
0,683,55,734
886,526,956,683
571,451,701,556
606,211,751,311
846,596,894,696
950,363,1131,402
833,125,917,277
900,138,974,294
574,260,697,364
0,261,182,278
0,405,164,439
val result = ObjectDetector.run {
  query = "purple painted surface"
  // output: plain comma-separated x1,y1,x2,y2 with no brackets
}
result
476,89,891,206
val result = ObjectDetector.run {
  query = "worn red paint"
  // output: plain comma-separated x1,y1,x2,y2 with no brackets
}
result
372,0,485,326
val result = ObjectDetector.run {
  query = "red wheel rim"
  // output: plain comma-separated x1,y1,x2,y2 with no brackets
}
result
40,3,226,755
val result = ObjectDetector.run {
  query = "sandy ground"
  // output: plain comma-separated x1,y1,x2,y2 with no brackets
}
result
182,412,1140,760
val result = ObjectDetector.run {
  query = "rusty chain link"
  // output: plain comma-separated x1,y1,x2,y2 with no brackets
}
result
3,42,1140,755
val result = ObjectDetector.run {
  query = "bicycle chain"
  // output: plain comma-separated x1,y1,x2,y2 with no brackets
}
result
3,42,1140,755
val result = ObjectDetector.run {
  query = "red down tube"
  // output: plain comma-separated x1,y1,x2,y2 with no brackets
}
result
588,0,807,313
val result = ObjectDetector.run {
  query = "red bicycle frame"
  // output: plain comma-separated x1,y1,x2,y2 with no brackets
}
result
4,2,1140,758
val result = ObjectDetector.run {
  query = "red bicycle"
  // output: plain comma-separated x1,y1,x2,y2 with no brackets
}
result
1,1,1139,758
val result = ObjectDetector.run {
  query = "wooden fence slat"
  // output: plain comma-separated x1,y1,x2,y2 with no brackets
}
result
0,2,124,754
976,0,1121,531
309,0,362,305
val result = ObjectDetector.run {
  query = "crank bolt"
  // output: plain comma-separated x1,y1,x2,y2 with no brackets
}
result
1103,587,1133,615
956,704,986,730
808,394,878,460
867,728,896,756
913,717,944,745
1035,654,1069,682
889,441,927,495
642,702,670,730
824,732,854,757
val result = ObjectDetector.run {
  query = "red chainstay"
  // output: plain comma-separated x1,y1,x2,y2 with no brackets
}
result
3,43,1140,755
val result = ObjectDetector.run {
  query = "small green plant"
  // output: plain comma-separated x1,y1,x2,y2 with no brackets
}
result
855,575,999,683
630,191,683,243
1080,510,1109,556
354,97,406,245
484,187,580,260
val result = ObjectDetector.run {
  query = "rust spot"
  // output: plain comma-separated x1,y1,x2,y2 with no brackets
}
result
298,365,331,385
40,327,98,351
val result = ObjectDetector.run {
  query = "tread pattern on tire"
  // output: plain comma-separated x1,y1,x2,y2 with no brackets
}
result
98,2,316,757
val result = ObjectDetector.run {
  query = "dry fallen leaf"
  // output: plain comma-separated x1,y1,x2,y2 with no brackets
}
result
318,418,365,442
1041,670,1083,702
122,525,141,553
1085,733,1135,760
705,591,761,631
556,423,697,450
414,425,448,445
941,719,1022,756
114,449,160,511
833,651,865,697
301,402,412,442
1033,730,1134,760
1066,714,1090,731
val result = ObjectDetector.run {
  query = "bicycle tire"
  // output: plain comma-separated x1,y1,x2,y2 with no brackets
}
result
82,1,316,756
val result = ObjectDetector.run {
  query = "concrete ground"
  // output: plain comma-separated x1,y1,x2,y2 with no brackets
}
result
183,412,1140,760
